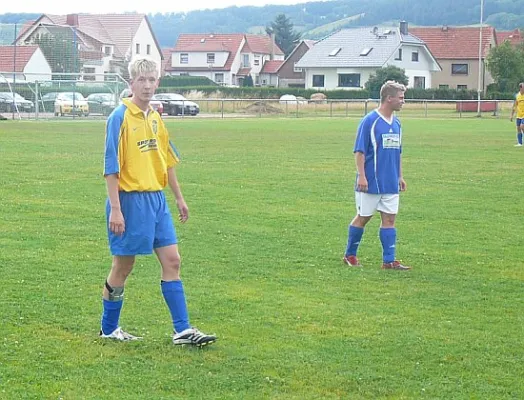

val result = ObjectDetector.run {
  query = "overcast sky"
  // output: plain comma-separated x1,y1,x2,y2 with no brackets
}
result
3,0,308,15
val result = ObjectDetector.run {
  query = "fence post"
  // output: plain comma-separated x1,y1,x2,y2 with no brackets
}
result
459,101,462,118
221,99,224,119
364,100,368,116
424,100,428,118
296,100,299,118
330,100,333,118
346,101,348,117
35,81,40,119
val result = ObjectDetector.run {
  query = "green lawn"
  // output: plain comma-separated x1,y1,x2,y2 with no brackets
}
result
0,117,523,399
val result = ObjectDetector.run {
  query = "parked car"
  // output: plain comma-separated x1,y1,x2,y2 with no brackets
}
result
119,88,163,114
0,92,34,112
39,92,60,113
153,93,200,116
86,93,117,116
54,92,89,116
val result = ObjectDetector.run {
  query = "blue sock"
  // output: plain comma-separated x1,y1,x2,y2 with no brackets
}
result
345,225,364,256
101,299,123,335
380,227,396,263
161,280,190,333
518,132,523,145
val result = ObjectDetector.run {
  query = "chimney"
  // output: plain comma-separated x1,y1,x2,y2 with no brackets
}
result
66,14,79,26
269,32,275,61
399,20,408,35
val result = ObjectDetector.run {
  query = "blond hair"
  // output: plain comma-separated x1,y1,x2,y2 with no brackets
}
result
380,80,406,103
128,57,158,80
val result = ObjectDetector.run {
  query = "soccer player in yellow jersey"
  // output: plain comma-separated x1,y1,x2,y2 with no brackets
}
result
99,57,216,346
510,82,524,147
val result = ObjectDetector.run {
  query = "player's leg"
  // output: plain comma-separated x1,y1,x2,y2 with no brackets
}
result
343,192,378,267
100,256,140,339
154,192,216,346
378,195,410,270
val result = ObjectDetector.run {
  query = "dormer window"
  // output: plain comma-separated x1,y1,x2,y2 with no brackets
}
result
360,47,373,56
329,47,341,56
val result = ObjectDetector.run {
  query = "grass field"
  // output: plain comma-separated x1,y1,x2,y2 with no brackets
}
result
1,117,523,399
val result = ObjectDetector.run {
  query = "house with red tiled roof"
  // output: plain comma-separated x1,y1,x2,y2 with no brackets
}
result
496,29,523,47
15,13,162,82
165,33,284,86
259,60,284,86
276,39,316,88
0,45,52,82
410,26,497,91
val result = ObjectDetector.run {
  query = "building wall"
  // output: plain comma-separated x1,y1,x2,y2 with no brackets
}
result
278,42,310,81
22,48,52,81
429,59,493,91
130,19,162,71
171,51,230,68
304,67,376,90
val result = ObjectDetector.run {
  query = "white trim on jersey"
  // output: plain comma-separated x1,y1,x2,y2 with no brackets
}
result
369,118,380,193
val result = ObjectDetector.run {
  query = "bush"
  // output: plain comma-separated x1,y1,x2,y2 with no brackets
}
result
159,75,217,88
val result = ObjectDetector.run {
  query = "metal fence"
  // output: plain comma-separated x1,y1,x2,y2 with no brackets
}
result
0,85,515,120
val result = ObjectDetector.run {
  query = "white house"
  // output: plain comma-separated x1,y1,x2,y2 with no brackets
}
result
165,33,285,87
295,22,441,91
0,45,52,82
15,13,163,81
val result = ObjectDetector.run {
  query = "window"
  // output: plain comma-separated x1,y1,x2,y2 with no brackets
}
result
457,84,468,90
312,74,325,87
359,47,373,56
104,46,111,56
136,43,140,54
439,84,449,89
180,53,188,64
243,54,250,67
180,72,189,76
254,58,260,66
414,76,425,89
395,48,402,61
207,53,215,64
262,79,267,85
411,51,419,62
338,73,360,88
146,44,151,55
215,73,224,83
255,75,260,85
452,64,468,75
329,47,341,56
293,62,302,73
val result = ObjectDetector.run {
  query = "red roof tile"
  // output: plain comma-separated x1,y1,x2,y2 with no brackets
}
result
245,34,284,55
261,60,284,74
161,48,173,75
410,26,496,59
237,67,251,76
496,29,523,46
0,45,39,72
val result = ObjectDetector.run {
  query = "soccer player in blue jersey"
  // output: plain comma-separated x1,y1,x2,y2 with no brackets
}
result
510,83,524,147
343,80,411,270
99,57,217,346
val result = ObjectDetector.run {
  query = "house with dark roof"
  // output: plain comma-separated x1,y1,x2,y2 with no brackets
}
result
410,26,497,91
165,33,284,86
15,13,162,81
295,22,440,91
0,45,52,82
275,39,316,88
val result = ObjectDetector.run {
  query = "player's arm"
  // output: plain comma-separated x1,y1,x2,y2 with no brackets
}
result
399,154,407,192
105,174,125,235
104,111,125,235
510,100,517,121
355,152,368,192
167,167,188,223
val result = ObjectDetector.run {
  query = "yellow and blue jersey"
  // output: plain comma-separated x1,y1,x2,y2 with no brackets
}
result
104,99,179,192
514,92,524,119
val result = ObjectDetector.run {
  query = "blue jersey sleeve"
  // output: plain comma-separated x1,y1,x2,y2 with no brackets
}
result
104,106,125,176
354,116,371,154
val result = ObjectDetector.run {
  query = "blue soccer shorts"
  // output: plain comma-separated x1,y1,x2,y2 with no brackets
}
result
106,191,177,256
516,118,523,127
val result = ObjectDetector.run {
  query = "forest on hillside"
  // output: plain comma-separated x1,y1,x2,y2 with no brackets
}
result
1,0,523,47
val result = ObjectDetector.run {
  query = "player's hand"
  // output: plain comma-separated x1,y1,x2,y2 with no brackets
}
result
356,176,368,192
510,117,513,122
109,208,125,236
177,200,189,223
399,177,407,192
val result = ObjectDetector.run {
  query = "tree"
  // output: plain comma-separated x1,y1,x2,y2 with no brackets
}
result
364,65,409,96
243,75,254,87
487,41,524,93
266,14,301,58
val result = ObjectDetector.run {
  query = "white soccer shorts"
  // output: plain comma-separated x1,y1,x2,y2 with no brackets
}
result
355,192,399,216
